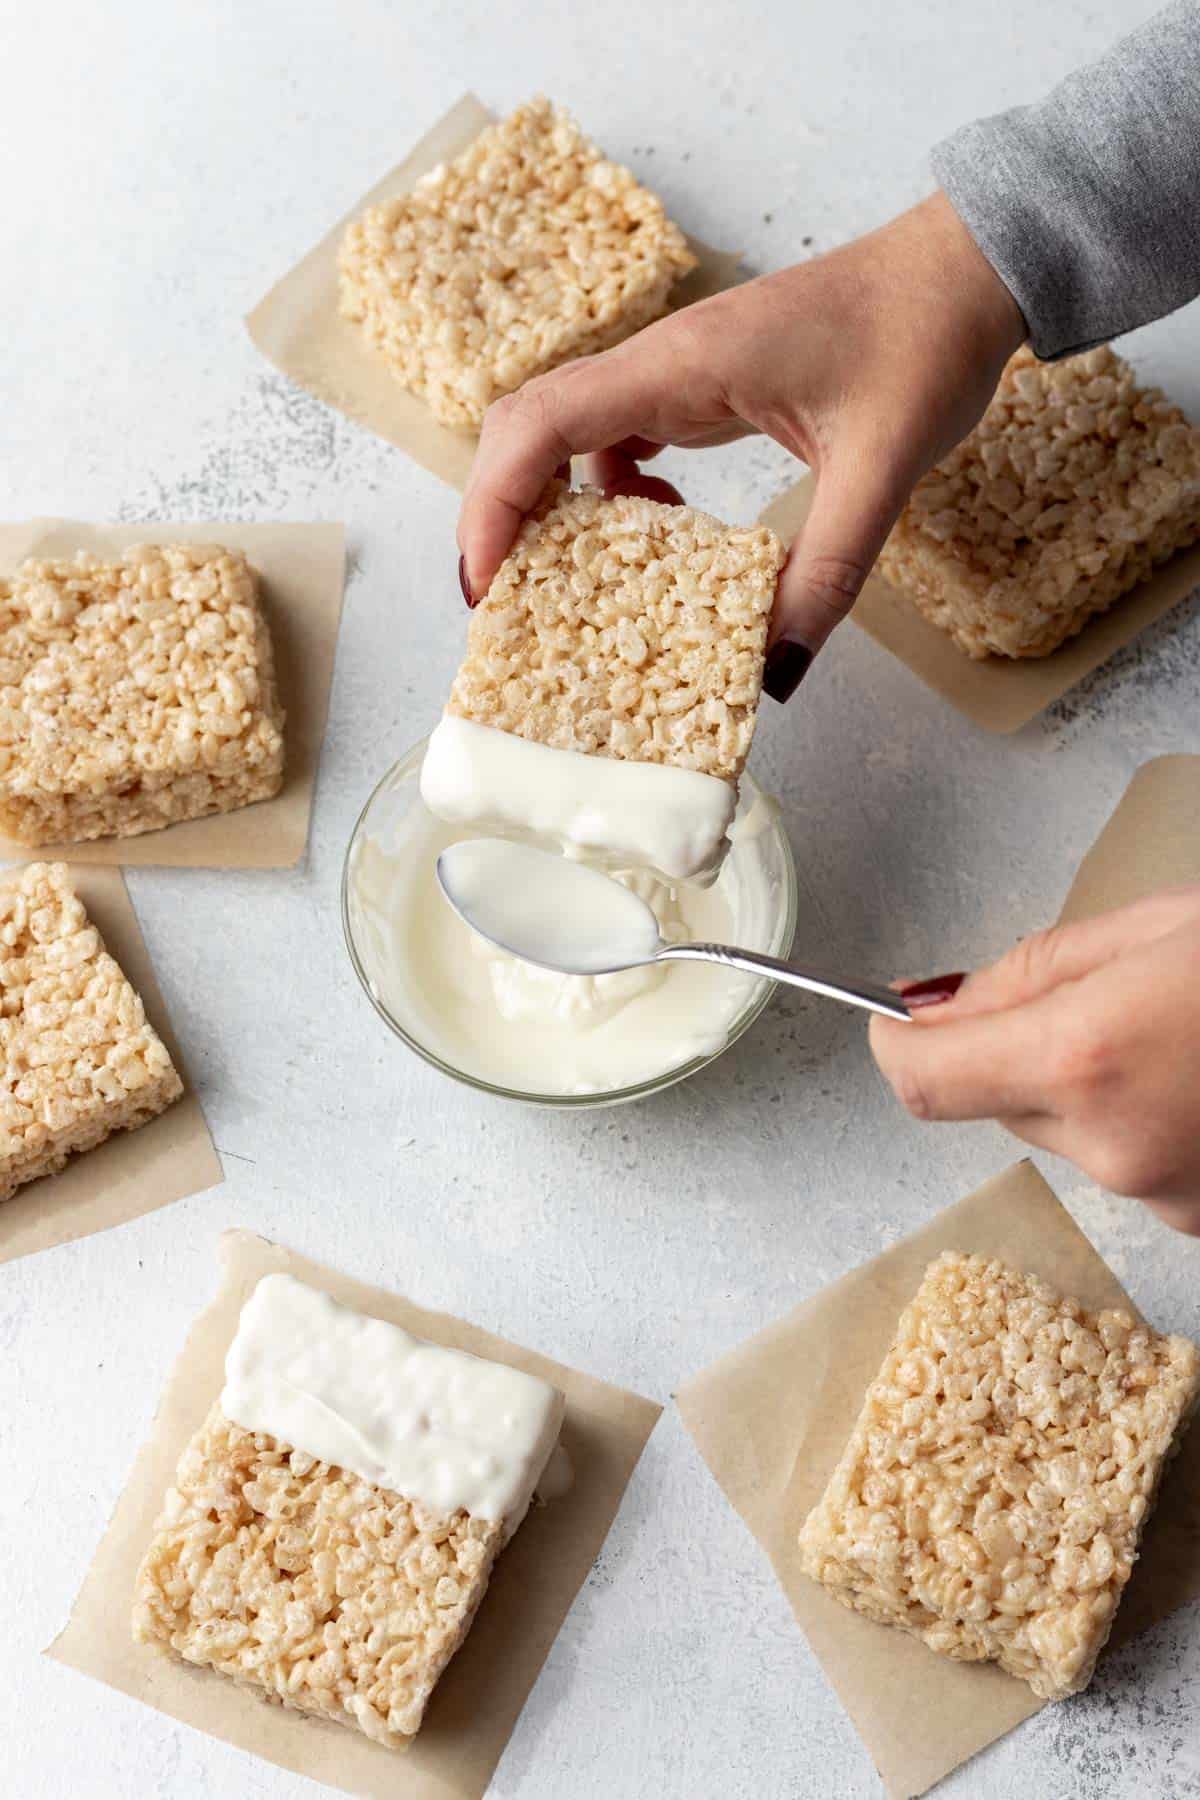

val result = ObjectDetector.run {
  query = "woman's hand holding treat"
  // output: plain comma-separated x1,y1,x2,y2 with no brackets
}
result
458,191,1025,698
869,887,1200,1236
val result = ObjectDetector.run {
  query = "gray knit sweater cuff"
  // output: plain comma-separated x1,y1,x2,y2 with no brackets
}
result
932,0,1200,361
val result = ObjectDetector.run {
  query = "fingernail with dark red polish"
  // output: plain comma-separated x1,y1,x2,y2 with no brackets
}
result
458,554,477,608
763,638,813,704
897,973,967,1009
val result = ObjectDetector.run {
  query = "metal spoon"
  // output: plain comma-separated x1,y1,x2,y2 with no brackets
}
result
436,839,912,1023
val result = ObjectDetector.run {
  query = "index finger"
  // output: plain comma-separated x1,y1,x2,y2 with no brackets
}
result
458,345,672,596
939,885,1200,1023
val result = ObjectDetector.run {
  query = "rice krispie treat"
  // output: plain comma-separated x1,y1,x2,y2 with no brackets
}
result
798,1251,1200,1700
338,97,697,430
134,1274,565,1750
878,346,1200,659
447,483,785,781
0,862,182,1200
0,544,285,845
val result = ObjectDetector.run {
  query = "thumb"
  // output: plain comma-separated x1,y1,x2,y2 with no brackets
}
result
763,450,909,703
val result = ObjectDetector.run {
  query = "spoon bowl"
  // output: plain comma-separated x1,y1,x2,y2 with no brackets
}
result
436,839,912,1022
436,838,662,975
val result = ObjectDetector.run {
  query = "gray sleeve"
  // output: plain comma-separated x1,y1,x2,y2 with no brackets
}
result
932,0,1200,359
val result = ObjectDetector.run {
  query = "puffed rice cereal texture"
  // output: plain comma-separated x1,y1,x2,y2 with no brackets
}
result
0,862,182,1201
447,483,786,781
0,544,285,846
797,1251,1200,1700
338,97,697,429
133,1405,505,1750
878,346,1200,658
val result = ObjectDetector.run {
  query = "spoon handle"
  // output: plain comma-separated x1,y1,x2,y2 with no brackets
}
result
658,943,912,1021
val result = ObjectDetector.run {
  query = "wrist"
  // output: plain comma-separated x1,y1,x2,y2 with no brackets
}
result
919,189,1027,367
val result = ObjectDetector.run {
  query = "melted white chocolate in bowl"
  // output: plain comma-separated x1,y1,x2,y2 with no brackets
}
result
345,744,793,1103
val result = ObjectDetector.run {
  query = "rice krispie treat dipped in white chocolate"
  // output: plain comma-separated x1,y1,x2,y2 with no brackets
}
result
422,482,785,881
134,1274,565,1750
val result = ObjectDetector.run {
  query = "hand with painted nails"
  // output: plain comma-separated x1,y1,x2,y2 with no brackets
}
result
456,190,1025,699
870,887,1200,1237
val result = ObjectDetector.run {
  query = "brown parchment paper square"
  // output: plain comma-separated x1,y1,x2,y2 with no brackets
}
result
1060,754,1200,924
0,520,346,867
677,1161,1200,1799
49,1229,662,1800
0,863,221,1264
759,476,1200,734
247,93,743,492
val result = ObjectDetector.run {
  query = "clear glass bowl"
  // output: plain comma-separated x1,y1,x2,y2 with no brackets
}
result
341,737,798,1109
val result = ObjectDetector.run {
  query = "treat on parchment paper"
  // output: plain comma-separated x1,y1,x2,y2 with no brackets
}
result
0,544,285,846
878,346,1200,659
798,1250,1200,1700
446,482,785,783
133,1274,566,1751
0,862,182,1201
338,97,697,430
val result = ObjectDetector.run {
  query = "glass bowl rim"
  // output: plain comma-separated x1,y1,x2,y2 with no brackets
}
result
340,738,799,1109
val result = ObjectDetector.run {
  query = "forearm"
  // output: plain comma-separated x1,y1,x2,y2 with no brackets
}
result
933,0,1200,358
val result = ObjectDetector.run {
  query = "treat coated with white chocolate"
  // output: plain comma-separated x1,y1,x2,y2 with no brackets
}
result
421,715,737,883
222,1274,565,1532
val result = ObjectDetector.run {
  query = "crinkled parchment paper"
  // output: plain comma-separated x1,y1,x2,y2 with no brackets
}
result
678,1156,1200,1799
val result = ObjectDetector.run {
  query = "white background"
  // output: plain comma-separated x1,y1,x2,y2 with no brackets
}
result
2,2,1198,1795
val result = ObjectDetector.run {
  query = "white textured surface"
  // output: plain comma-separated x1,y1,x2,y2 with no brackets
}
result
2,2,1199,1797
